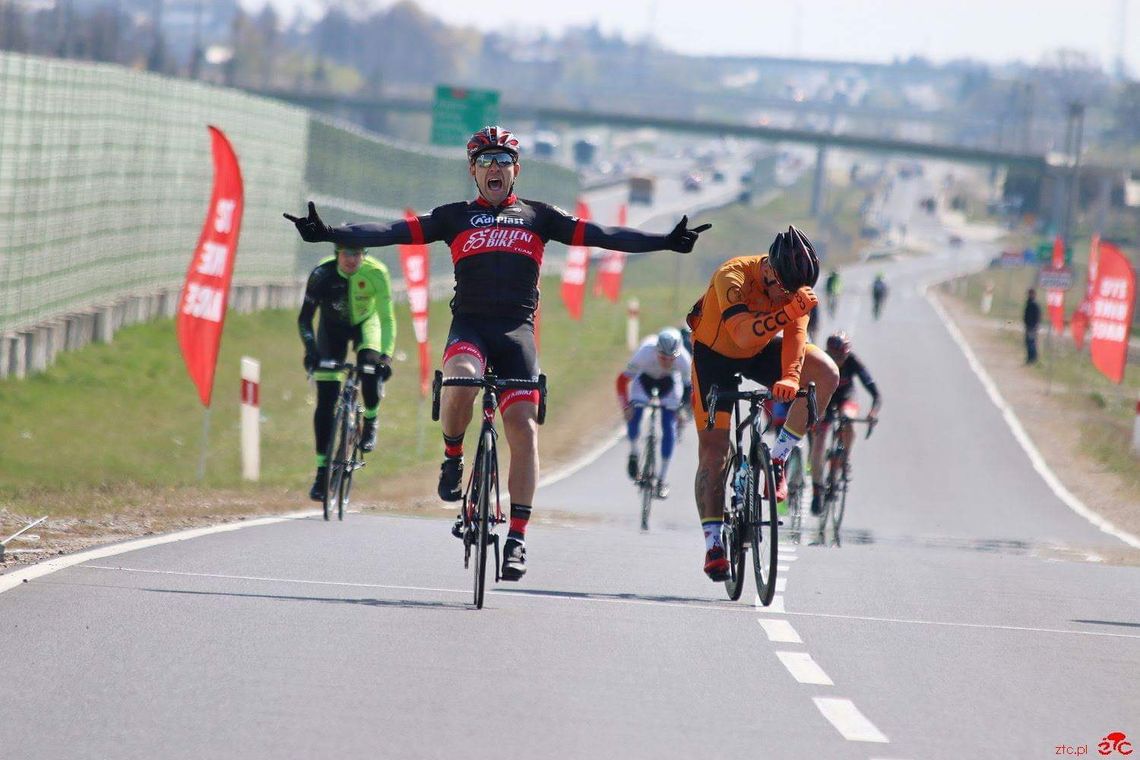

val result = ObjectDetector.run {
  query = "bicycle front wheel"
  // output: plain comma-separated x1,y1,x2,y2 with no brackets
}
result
785,447,804,545
337,408,361,521
750,444,779,606
473,430,494,609
323,403,348,521
639,435,656,531
830,460,849,546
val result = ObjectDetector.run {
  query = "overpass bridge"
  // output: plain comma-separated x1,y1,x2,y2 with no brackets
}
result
255,89,1044,171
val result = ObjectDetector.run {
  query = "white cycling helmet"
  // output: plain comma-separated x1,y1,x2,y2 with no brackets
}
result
656,327,682,357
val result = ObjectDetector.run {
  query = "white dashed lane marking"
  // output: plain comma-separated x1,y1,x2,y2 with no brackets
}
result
776,651,834,685
757,618,802,643
813,697,890,743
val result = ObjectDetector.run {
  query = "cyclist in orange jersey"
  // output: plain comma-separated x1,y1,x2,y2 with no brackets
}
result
686,226,839,580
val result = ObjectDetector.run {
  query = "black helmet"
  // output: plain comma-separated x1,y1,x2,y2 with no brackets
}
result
768,225,820,290
466,125,520,162
826,331,852,358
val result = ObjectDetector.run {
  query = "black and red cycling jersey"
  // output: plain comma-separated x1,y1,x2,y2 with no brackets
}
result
329,194,674,322
830,352,880,409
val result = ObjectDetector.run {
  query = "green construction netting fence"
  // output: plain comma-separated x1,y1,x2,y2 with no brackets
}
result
0,51,582,333
0,51,309,332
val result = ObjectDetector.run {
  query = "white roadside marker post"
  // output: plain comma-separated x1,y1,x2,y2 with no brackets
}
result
1132,392,1140,455
241,356,260,481
627,298,640,350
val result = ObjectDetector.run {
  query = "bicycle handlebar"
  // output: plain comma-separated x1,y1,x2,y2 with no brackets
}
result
317,359,379,375
836,415,878,439
704,382,817,431
431,371,548,425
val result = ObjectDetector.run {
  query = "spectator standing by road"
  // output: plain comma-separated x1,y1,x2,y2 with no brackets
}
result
1023,288,1041,364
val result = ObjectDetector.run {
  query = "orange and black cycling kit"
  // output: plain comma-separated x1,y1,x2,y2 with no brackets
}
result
686,255,812,429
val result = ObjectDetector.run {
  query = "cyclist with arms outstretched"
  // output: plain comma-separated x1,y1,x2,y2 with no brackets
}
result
808,331,881,515
286,125,710,580
687,226,839,580
617,327,692,499
298,244,395,501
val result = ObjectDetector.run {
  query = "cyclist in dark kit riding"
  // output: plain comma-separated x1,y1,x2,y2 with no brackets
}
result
807,331,881,516
297,244,395,501
287,125,711,580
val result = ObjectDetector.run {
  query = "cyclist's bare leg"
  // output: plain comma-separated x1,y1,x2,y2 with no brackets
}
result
440,353,480,440
838,424,856,467
502,401,539,506
695,428,730,520
782,346,839,435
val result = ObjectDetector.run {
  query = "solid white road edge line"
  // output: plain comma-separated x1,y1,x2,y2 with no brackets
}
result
537,426,625,488
923,283,1140,550
813,697,890,743
54,565,1140,639
0,511,321,595
776,651,834,685
1,422,627,596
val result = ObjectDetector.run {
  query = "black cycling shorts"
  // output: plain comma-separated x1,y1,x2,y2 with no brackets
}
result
443,314,540,411
691,337,783,430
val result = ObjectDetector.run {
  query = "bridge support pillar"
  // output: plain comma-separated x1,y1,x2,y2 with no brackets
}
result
810,144,828,217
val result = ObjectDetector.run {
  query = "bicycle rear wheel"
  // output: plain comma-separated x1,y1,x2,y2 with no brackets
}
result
323,402,348,521
472,430,494,609
721,450,747,602
639,434,656,531
750,444,779,606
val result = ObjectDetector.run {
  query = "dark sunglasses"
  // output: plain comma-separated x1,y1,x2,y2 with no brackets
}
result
336,248,364,257
473,152,517,168
763,262,792,298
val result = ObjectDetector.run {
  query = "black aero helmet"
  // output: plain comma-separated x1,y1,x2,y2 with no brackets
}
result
768,225,820,290
466,125,520,162
826,331,852,358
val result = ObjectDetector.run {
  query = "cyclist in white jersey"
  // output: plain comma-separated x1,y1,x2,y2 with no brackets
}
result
616,328,693,498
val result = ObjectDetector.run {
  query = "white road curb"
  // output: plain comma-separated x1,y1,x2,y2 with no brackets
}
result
0,511,321,595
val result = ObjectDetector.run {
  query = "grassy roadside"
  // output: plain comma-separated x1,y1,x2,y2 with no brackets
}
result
0,174,861,560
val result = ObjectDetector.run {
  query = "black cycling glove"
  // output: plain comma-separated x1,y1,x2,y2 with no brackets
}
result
303,345,319,373
284,201,334,243
666,215,712,253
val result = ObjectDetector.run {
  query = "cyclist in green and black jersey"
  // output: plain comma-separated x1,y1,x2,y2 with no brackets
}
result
298,244,396,501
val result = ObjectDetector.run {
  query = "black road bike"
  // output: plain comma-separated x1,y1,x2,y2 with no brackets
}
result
705,380,816,605
318,360,382,522
817,413,876,547
632,388,663,531
432,370,547,609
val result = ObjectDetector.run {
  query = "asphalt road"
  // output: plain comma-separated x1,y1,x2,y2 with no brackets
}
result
2,167,1138,760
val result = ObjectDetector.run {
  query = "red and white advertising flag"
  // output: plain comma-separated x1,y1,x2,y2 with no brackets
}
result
1088,241,1136,384
560,199,591,320
177,126,244,407
399,208,432,397
1071,235,1100,349
1047,235,1065,333
595,203,627,303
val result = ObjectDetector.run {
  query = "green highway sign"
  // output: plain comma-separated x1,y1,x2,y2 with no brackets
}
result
431,85,500,147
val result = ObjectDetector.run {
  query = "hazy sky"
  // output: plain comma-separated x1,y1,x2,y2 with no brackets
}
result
252,0,1138,74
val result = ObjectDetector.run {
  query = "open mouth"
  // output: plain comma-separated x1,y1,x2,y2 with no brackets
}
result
486,176,504,192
